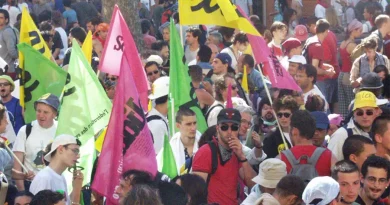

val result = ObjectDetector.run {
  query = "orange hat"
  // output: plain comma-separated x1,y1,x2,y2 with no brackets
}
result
95,23,109,34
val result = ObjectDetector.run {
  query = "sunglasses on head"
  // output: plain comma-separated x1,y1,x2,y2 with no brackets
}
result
147,70,159,76
220,123,239,131
355,110,374,116
277,112,291,118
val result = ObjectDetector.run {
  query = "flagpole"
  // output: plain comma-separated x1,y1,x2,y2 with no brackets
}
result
257,64,288,149
170,93,175,139
179,25,184,47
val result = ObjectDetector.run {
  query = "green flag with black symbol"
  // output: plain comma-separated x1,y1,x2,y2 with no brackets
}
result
168,19,208,135
17,43,67,123
55,39,112,191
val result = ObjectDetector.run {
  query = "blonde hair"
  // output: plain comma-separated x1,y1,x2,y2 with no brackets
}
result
325,7,340,27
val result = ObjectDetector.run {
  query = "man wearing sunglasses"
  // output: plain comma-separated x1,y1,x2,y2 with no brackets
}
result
192,108,257,205
145,61,162,84
29,134,83,205
328,91,381,161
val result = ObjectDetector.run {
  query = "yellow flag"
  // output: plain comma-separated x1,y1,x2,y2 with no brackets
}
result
148,99,152,112
82,31,93,64
95,127,107,152
19,7,52,108
178,0,260,36
242,66,249,93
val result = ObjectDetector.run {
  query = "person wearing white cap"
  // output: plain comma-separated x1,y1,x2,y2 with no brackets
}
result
145,61,162,84
29,134,83,205
242,158,287,205
302,176,340,205
146,76,169,154
288,55,307,79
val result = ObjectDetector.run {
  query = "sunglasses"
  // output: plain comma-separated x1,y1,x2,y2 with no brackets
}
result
231,85,237,90
220,123,239,131
147,70,159,76
0,83,10,87
108,77,117,81
356,110,374,116
277,112,291,118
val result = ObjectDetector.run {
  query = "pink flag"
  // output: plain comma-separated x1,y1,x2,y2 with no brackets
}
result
99,5,149,110
237,6,301,91
91,51,157,205
226,83,233,108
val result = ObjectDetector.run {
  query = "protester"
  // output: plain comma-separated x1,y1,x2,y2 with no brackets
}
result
114,169,154,203
331,160,361,205
342,135,376,170
221,32,249,69
30,190,66,205
287,55,306,78
184,27,201,64
310,111,330,147
121,184,163,205
29,134,83,205
328,113,343,137
145,61,162,84
14,191,34,205
12,93,60,191
192,108,257,205
92,23,109,59
302,176,340,205
0,9,18,77
268,22,287,62
173,174,207,205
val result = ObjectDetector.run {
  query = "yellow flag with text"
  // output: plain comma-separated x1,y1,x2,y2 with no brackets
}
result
82,31,93,64
178,0,260,36
19,7,52,108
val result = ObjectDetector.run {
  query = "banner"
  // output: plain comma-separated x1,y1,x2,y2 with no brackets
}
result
178,0,260,36
19,7,52,108
82,31,93,64
168,19,208,134
17,43,66,123
98,5,149,110
92,50,157,205
56,39,112,188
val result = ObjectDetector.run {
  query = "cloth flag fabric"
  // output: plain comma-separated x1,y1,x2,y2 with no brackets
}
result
19,7,52,109
17,43,66,123
92,49,157,205
82,31,93,64
56,39,112,188
242,66,249,93
168,19,208,134
160,134,178,179
226,83,233,109
178,0,260,36
235,6,301,91
98,5,149,111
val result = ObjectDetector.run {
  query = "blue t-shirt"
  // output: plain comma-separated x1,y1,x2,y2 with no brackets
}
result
4,97,24,134
62,9,78,27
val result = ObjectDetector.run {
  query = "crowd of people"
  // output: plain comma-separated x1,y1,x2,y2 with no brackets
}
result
1,0,390,205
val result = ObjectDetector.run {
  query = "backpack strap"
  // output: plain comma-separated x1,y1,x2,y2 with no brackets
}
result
146,115,168,131
25,123,32,140
282,149,300,166
206,141,218,184
342,125,353,138
205,104,224,121
307,147,326,165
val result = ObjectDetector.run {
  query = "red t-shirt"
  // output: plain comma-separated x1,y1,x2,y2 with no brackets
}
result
280,145,332,176
322,31,340,79
306,37,327,81
192,142,241,205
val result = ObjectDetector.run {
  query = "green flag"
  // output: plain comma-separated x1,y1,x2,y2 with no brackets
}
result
17,43,67,123
56,39,112,188
168,19,208,134
161,134,177,178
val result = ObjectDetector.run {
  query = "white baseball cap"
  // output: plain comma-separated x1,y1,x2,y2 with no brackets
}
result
44,134,78,162
147,55,163,66
288,55,307,64
302,176,340,205
148,76,169,100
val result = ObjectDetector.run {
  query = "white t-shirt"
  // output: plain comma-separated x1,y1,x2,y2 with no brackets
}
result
55,27,68,59
147,108,169,154
221,46,241,70
184,46,199,65
2,5,20,27
13,120,58,173
314,4,326,19
29,166,70,205
206,101,224,127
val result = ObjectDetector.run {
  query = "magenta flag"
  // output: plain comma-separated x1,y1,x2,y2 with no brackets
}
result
91,52,157,205
226,83,233,109
99,5,149,110
237,6,301,92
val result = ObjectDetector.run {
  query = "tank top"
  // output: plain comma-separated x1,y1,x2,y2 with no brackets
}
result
340,44,353,72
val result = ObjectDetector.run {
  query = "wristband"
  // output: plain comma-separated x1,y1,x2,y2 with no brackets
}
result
238,158,248,163
255,145,263,149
